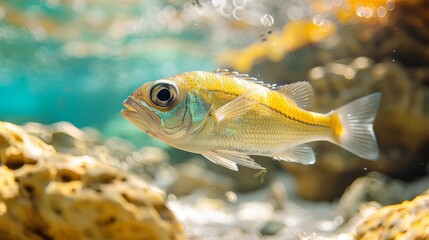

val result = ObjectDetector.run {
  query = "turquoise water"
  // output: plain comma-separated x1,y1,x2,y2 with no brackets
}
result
0,1,214,139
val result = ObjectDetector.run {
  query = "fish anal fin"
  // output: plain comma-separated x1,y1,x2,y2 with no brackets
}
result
210,90,259,124
276,82,314,109
272,145,316,165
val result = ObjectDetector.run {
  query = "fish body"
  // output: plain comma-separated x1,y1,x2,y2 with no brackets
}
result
122,70,381,171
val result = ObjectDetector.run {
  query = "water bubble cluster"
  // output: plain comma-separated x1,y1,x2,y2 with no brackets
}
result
354,1,394,19
0,0,399,62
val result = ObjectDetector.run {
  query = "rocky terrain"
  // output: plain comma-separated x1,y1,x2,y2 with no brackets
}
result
1,121,428,239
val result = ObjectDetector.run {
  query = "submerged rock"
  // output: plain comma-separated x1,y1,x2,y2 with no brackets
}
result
0,122,185,240
355,194,429,240
260,220,286,236
22,121,174,183
336,172,429,222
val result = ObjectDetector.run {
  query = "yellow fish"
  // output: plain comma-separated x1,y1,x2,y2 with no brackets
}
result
122,69,381,171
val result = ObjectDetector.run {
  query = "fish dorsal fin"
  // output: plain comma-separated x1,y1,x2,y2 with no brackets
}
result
272,145,316,165
213,68,260,82
213,69,279,89
276,82,314,109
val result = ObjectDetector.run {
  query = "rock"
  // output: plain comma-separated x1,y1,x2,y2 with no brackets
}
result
23,121,175,184
0,122,185,240
355,194,429,240
336,172,429,222
259,220,285,236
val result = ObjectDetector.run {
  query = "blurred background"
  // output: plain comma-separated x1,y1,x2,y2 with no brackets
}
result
1,0,429,238
1,0,429,194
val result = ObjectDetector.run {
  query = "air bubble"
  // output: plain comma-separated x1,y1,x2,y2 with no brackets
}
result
232,8,243,20
364,7,374,18
386,0,395,11
355,6,365,17
260,14,274,28
312,15,325,26
377,6,387,17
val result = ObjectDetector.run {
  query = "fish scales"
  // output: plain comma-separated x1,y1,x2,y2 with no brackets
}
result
122,70,381,171
188,72,333,150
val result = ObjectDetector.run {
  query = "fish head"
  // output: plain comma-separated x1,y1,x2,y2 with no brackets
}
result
121,76,210,142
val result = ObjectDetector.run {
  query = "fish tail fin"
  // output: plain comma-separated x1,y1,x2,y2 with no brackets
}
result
329,93,382,160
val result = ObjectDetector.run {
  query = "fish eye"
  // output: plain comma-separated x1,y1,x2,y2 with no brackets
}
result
150,80,179,108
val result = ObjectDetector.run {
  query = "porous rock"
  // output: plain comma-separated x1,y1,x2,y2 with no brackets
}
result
0,122,185,240
355,194,429,240
22,121,176,183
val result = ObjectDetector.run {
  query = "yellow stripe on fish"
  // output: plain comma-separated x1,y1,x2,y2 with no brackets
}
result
122,69,381,172
185,71,332,127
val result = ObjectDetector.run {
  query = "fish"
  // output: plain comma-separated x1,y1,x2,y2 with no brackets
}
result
121,69,382,172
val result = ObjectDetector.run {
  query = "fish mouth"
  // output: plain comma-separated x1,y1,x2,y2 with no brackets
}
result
121,97,161,134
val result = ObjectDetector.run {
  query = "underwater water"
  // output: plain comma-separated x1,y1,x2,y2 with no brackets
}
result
0,0,214,144
0,0,429,239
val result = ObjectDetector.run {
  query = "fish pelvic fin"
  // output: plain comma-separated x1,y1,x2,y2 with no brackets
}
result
203,150,265,171
330,93,382,160
215,150,265,170
202,151,238,171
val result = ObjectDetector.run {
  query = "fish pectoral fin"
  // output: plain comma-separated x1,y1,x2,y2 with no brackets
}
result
202,151,238,171
210,90,259,124
272,145,316,165
276,82,314,109
215,150,265,170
